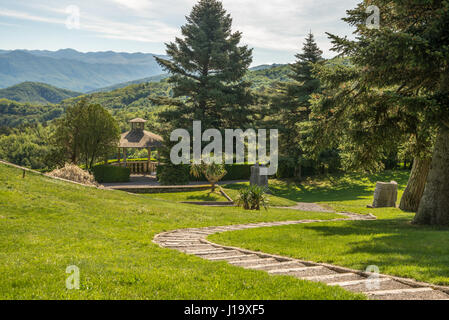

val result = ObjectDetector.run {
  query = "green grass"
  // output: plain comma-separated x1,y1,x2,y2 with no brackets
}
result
143,185,297,206
211,171,449,286
223,184,297,207
145,190,228,202
0,163,362,300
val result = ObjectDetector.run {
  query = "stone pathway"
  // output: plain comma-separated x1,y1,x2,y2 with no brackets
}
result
153,211,449,300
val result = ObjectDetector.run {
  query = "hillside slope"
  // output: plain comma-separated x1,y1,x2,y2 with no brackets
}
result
0,50,165,92
0,162,359,300
0,82,81,104
0,99,63,128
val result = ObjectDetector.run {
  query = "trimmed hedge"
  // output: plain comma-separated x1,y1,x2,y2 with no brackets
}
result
92,165,130,183
157,163,252,184
188,164,252,181
156,164,190,185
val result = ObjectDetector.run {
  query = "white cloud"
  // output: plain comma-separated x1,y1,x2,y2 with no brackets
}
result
0,0,359,62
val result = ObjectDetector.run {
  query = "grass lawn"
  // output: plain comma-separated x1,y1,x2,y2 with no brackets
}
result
223,184,297,207
144,186,297,207
145,190,229,202
0,163,363,300
211,171,449,286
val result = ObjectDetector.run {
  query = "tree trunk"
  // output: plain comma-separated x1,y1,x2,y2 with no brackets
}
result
413,126,449,225
399,157,431,212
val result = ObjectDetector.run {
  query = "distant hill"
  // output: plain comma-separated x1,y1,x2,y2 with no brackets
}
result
249,63,285,71
0,98,63,128
90,64,285,94
0,49,167,92
0,82,81,104
0,63,294,130
89,74,170,93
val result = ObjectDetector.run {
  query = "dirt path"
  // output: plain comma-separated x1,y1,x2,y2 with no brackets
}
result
153,211,449,300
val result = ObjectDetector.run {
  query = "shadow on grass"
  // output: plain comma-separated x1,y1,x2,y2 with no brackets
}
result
186,192,222,201
300,218,449,283
225,170,410,203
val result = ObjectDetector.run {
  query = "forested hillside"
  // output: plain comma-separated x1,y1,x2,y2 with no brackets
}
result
0,99,63,128
0,82,81,104
0,49,166,92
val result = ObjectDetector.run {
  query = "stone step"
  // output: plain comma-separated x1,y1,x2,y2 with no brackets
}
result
158,237,202,242
206,254,253,261
269,266,324,274
179,246,217,252
330,278,413,293
248,261,306,271
365,287,449,300
187,249,231,255
159,241,203,246
230,258,277,267
301,273,364,283
282,266,338,278
201,251,249,260
164,244,213,249
162,237,203,241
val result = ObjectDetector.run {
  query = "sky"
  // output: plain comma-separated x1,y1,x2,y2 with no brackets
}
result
0,0,359,66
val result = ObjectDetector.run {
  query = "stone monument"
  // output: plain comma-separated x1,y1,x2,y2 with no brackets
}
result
368,181,398,208
250,163,269,190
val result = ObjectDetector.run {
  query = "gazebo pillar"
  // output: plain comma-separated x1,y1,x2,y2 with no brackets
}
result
147,147,152,173
124,148,127,166
117,148,121,166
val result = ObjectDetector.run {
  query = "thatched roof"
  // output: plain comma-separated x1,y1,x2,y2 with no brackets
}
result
119,130,163,148
129,118,147,123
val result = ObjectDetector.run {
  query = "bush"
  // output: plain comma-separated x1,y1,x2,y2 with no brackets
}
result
235,185,269,211
92,165,130,183
48,163,97,186
189,164,252,181
157,163,252,184
156,164,190,185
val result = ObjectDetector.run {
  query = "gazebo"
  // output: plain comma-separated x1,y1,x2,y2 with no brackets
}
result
116,118,163,174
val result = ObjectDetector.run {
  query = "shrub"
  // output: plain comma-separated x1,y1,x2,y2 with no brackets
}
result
236,185,269,211
190,162,227,192
189,164,252,181
48,163,97,186
223,164,252,180
92,165,130,183
157,164,190,185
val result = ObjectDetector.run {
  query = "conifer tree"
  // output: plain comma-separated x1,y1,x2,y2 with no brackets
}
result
154,0,253,132
310,0,449,224
271,32,323,179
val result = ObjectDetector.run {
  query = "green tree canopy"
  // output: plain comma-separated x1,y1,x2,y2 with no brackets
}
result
52,99,120,170
309,0,449,225
270,32,324,179
154,0,254,132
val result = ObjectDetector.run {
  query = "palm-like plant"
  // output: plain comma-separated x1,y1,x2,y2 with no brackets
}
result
236,185,269,211
190,161,227,192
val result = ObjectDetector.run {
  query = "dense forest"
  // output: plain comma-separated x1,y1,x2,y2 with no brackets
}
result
0,63,294,168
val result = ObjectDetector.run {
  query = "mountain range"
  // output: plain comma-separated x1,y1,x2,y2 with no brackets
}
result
0,82,81,105
0,49,166,92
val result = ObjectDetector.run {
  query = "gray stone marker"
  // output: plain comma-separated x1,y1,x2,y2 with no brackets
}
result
250,163,269,190
368,181,398,208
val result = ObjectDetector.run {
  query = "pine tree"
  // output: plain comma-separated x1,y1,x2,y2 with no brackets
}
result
310,0,449,224
271,32,323,179
154,0,253,132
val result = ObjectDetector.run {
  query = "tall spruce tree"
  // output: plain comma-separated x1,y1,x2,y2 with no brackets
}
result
310,0,449,224
271,32,323,179
154,0,253,132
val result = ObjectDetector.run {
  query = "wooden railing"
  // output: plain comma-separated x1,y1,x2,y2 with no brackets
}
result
113,161,158,174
